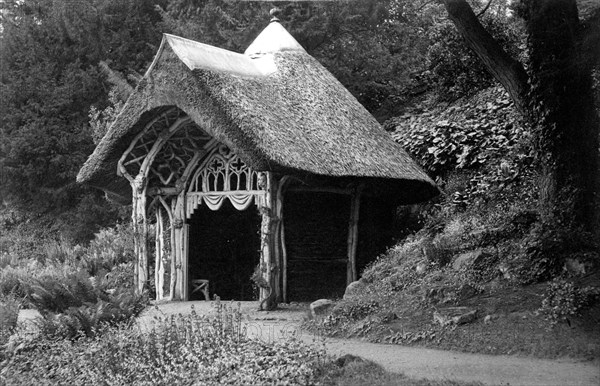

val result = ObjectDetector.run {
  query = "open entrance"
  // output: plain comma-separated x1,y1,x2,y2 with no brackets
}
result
188,199,261,301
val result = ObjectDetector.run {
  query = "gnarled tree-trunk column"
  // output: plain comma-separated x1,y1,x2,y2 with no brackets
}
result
172,191,188,300
274,176,290,303
169,198,178,300
154,207,164,300
154,204,173,301
131,175,149,294
258,172,278,310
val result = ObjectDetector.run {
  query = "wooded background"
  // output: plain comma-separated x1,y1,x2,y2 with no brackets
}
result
1,0,598,244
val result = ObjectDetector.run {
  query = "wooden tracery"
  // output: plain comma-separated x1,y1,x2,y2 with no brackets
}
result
185,144,264,217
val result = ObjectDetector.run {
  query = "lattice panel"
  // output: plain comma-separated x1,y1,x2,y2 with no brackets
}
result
148,121,212,188
121,108,183,178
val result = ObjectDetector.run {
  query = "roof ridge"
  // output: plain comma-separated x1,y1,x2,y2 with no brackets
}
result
148,34,277,78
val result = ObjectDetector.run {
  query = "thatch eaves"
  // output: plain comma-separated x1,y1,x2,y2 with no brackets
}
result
77,21,438,203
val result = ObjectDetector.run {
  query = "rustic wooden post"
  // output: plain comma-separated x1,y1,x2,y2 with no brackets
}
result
157,196,175,300
154,207,166,300
273,176,289,303
131,175,149,294
258,172,278,310
346,186,363,285
169,198,177,300
172,191,188,300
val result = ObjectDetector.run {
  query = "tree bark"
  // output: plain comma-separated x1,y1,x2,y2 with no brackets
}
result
442,0,599,233
526,0,599,230
441,0,530,117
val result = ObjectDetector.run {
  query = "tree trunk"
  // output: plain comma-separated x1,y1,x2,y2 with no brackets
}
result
526,0,599,230
441,0,530,116
442,0,599,233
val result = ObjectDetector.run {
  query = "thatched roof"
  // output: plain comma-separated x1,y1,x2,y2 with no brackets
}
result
78,20,438,203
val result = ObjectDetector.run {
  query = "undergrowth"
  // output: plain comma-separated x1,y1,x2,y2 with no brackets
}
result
307,87,600,359
0,222,147,340
2,300,324,386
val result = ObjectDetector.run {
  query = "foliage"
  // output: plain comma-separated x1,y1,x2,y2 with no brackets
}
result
3,301,323,385
425,12,525,101
27,271,103,314
0,263,71,304
0,296,20,334
36,289,147,339
322,300,381,334
0,296,21,360
539,279,600,326
390,86,538,211
82,223,134,277
0,224,134,305
0,222,142,338
509,216,600,285
390,87,531,176
0,0,162,243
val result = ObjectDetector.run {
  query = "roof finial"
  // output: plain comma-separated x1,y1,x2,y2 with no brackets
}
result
269,7,281,23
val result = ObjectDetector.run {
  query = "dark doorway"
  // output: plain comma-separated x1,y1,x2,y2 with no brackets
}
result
284,191,351,301
188,199,261,301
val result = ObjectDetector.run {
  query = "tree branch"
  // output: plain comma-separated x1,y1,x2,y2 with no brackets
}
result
476,0,494,18
441,0,530,117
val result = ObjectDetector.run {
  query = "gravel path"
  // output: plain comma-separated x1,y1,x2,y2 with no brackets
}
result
19,302,600,386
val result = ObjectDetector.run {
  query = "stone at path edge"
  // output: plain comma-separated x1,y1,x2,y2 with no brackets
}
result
310,299,334,319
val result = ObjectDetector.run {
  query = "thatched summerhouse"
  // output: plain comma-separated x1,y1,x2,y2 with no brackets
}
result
77,17,438,309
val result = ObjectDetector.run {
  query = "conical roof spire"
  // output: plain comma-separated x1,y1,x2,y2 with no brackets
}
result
244,9,305,56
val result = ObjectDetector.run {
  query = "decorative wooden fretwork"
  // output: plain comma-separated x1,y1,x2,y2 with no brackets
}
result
118,106,216,196
147,121,213,189
118,108,183,180
186,144,264,217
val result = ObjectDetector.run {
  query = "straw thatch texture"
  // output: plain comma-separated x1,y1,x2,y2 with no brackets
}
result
78,22,437,203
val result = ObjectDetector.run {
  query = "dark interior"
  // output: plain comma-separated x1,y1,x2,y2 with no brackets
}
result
283,191,351,301
356,196,398,275
188,199,261,301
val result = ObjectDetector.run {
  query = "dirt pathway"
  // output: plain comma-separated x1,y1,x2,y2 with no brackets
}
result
136,301,600,386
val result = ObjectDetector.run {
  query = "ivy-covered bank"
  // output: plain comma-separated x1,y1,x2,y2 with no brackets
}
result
307,87,600,359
